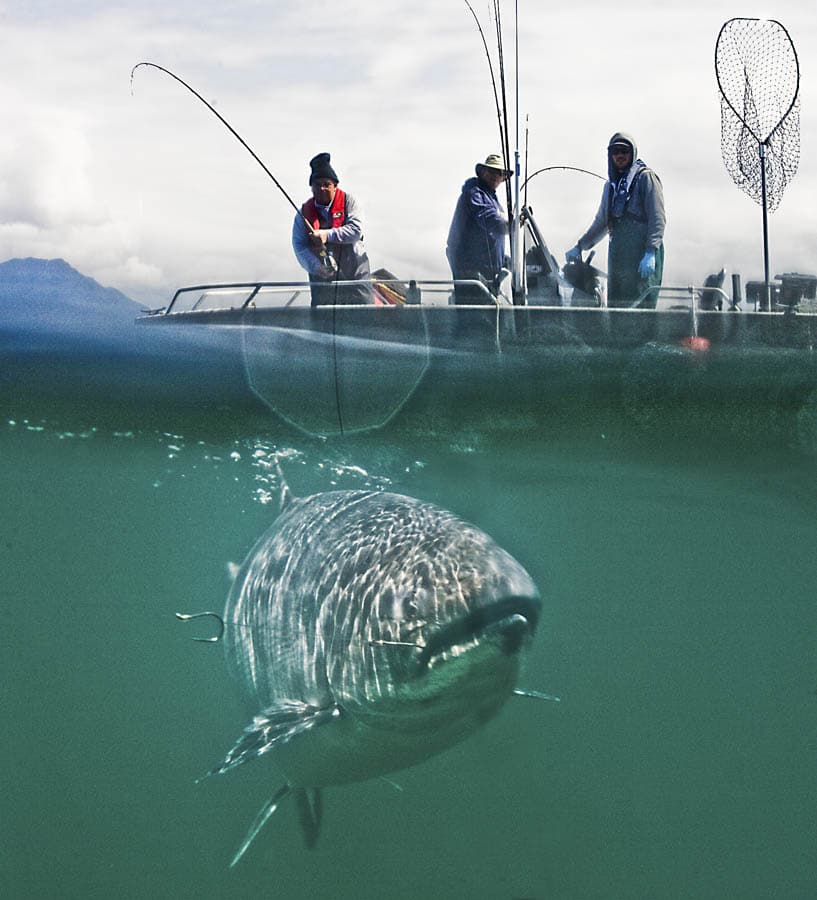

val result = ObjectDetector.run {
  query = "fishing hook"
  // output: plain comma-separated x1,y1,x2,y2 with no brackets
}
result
175,611,225,643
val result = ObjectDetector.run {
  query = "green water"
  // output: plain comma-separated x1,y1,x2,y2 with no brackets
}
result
2,410,815,900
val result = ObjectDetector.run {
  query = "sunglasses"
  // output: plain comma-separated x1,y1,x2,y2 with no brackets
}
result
610,147,631,156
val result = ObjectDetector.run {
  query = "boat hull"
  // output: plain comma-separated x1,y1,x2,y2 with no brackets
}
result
131,304,817,449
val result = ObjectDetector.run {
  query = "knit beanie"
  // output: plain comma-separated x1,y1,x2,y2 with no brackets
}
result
309,152,339,185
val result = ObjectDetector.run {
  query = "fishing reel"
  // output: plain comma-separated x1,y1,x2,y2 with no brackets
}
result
318,250,338,278
562,250,606,307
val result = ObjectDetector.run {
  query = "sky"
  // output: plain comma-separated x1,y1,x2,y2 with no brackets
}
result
1,0,815,305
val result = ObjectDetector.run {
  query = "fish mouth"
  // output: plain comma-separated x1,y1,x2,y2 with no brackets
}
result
416,595,540,670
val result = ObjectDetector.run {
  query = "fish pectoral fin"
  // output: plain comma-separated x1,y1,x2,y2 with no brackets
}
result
204,701,339,778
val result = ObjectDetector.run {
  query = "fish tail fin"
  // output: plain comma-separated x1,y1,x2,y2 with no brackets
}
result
229,783,292,868
294,787,323,849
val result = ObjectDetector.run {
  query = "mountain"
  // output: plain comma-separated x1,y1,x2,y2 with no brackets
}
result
0,256,262,423
0,258,146,342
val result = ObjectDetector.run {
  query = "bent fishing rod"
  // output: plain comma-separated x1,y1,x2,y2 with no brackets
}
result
522,165,606,191
130,61,334,271
464,0,522,298
492,0,514,220
463,0,509,174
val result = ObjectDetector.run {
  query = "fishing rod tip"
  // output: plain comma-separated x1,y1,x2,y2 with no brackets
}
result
129,61,153,83
129,62,144,95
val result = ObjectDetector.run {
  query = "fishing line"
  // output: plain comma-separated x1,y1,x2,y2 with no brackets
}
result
332,281,345,437
131,61,346,435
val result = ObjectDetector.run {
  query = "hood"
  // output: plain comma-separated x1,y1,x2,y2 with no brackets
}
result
607,131,637,181
461,175,482,194
461,175,501,197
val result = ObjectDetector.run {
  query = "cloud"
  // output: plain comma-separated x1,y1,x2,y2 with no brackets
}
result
0,0,815,302
0,113,106,229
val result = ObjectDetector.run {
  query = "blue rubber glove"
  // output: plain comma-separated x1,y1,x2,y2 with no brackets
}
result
638,251,656,278
565,245,582,263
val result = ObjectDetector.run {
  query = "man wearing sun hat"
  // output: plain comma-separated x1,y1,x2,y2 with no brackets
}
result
446,153,512,304
565,132,665,308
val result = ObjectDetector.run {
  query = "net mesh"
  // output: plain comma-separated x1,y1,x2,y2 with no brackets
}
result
715,18,800,211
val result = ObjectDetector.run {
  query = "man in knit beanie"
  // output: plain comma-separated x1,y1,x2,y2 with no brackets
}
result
292,152,372,306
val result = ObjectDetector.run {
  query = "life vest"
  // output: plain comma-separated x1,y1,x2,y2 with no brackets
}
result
302,189,346,231
608,163,650,225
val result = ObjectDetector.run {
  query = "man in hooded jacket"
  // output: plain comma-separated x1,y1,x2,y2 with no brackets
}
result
566,132,665,308
446,154,511,304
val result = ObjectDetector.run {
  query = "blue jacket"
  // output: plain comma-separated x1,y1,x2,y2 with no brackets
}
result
446,176,508,279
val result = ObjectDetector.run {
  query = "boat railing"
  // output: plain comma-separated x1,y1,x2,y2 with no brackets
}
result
634,284,734,311
144,280,781,320
146,277,506,316
160,281,311,315
636,280,817,314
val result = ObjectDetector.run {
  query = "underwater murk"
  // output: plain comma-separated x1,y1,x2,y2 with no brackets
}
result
1,387,816,900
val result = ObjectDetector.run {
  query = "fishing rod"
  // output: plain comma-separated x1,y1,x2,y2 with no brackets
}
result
491,0,524,300
131,61,351,434
523,117,529,210
464,0,522,299
492,0,514,215
131,63,312,225
521,165,606,191
511,0,523,299
130,61,337,274
463,1,507,158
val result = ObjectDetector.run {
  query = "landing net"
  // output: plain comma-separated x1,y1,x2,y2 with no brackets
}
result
715,17,800,212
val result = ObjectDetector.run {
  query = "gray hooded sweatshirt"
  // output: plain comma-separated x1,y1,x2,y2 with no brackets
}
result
577,132,665,254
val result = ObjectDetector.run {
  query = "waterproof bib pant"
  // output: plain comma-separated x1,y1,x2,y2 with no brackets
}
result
608,216,664,309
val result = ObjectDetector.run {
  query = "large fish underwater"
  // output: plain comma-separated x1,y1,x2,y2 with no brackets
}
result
186,478,546,866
